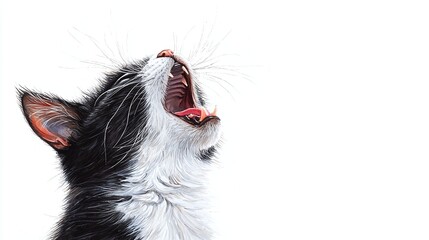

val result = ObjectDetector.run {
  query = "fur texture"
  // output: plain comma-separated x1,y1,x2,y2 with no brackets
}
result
19,52,221,240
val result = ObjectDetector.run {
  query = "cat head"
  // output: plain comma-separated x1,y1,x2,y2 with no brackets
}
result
19,49,221,186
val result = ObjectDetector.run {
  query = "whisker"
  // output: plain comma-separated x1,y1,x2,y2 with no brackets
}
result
104,33,117,63
72,27,120,67
113,86,145,147
79,61,141,76
203,74,239,93
196,81,222,100
94,73,136,106
191,31,231,68
191,53,239,68
109,129,143,170
103,82,140,163
67,29,83,45
197,69,254,84
80,60,119,71
173,33,178,54
188,24,207,62
115,36,128,65
133,87,148,116
193,74,235,101
178,26,196,56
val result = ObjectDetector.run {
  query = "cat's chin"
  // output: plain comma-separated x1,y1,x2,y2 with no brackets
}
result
192,119,222,150
166,115,221,150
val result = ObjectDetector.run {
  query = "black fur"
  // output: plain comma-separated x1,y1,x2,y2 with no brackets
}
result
19,58,217,239
20,61,150,239
198,146,217,161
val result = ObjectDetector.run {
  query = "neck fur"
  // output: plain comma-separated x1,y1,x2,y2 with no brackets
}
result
114,145,213,240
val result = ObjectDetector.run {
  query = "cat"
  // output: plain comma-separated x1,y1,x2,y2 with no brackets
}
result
19,49,222,239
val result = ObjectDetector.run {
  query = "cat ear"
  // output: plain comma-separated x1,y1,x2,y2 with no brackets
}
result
20,91,81,150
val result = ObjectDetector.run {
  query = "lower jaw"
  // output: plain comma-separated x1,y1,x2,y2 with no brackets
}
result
179,115,220,127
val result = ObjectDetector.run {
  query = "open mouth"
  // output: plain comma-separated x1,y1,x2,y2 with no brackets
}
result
164,61,218,126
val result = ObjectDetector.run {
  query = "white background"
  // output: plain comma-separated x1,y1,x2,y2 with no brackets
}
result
1,0,429,239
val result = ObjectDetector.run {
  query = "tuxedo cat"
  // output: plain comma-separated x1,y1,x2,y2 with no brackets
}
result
19,49,221,239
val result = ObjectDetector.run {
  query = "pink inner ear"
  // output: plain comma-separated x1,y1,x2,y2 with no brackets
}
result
30,115,70,149
22,92,79,150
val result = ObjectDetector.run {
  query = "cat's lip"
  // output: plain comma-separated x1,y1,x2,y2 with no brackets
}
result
164,59,219,127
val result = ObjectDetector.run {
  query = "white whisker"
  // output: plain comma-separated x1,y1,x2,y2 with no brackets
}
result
113,86,145,147
103,82,140,163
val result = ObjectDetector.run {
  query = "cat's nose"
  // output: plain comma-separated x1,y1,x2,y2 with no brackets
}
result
157,49,174,58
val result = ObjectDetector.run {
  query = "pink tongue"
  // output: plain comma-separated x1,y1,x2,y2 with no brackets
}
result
174,108,202,117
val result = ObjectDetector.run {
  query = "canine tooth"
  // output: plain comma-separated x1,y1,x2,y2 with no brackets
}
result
181,78,188,87
200,108,207,121
168,73,174,78
182,66,189,75
211,105,217,116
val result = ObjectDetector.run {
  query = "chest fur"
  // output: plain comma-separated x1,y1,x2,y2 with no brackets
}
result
115,151,212,240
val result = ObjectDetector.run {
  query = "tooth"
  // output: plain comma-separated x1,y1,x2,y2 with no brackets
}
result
182,66,189,75
181,78,188,87
169,73,174,78
211,105,217,116
199,108,207,121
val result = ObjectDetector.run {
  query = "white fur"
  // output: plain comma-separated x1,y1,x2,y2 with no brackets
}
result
114,54,221,239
